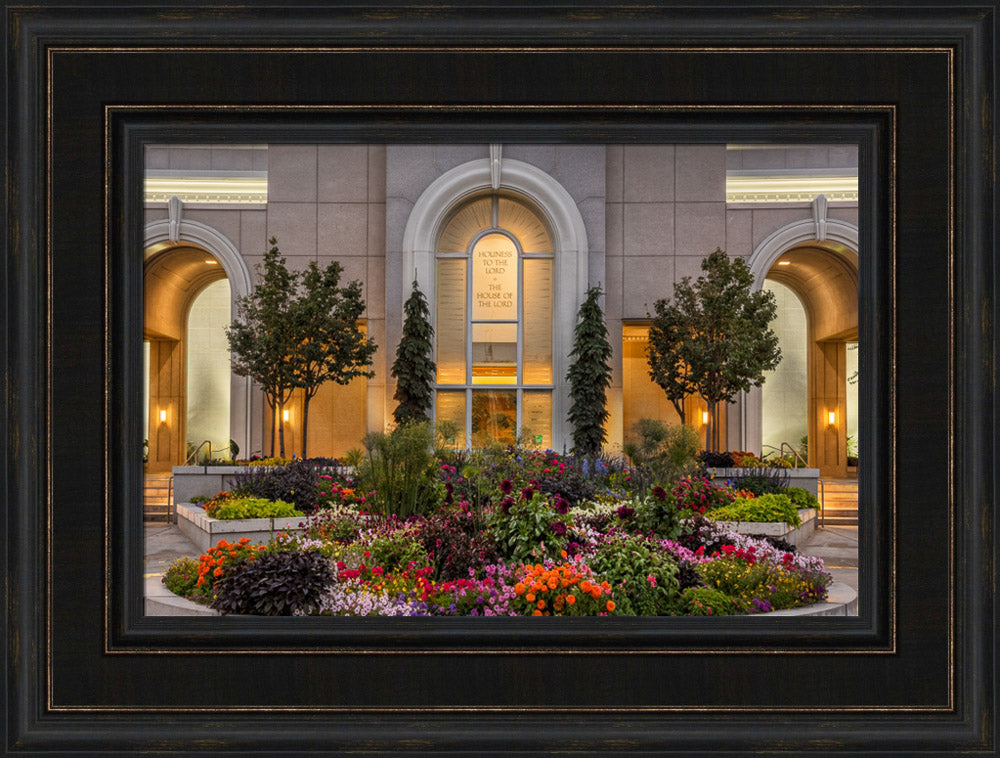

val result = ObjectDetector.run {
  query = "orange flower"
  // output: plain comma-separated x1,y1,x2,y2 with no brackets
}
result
515,582,526,595
606,600,616,612
526,593,536,603
532,609,543,616
580,580,592,592
565,595,576,605
536,599,546,610
560,549,568,558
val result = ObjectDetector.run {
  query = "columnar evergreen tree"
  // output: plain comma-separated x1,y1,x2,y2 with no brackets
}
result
391,280,436,425
566,285,613,456
226,239,297,458
647,248,781,452
286,261,376,459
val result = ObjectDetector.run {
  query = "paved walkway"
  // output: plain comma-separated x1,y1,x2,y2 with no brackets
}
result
797,525,859,593
144,523,202,577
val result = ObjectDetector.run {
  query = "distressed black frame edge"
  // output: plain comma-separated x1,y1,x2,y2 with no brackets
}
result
6,2,996,755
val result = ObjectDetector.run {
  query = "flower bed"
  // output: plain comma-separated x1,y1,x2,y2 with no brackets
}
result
162,443,837,617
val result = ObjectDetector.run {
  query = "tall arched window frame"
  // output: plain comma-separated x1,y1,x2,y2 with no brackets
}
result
434,194,555,448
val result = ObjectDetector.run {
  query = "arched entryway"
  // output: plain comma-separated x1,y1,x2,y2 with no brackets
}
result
143,244,230,471
748,198,859,477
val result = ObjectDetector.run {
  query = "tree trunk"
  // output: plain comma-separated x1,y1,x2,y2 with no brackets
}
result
268,397,276,457
301,392,311,460
278,399,286,458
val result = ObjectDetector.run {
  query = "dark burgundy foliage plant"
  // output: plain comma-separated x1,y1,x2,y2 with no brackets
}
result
210,550,335,616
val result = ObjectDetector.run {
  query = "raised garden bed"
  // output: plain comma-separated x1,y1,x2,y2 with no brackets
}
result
710,508,818,547
175,502,306,553
705,466,820,496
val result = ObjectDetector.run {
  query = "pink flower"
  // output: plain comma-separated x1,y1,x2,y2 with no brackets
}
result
646,574,656,586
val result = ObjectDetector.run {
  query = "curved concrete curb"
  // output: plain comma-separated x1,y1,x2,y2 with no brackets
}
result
145,574,219,616
749,581,858,617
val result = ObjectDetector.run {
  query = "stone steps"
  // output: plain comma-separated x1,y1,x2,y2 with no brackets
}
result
144,475,174,523
819,479,857,526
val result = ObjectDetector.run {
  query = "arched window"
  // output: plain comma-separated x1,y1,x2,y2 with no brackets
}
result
435,194,555,448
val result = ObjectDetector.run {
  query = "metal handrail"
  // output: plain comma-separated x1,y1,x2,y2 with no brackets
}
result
167,476,175,524
183,439,212,466
761,442,809,469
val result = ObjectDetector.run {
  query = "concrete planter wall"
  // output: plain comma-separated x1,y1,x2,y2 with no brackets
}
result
706,466,821,496
176,502,307,553
172,465,246,506
710,508,817,547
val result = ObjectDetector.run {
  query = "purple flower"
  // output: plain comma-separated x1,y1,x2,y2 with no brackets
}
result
652,486,667,501
553,496,570,515
550,521,567,536
616,505,635,520
500,479,513,494
521,486,535,501
501,496,514,514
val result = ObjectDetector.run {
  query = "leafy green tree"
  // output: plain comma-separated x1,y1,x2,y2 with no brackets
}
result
226,239,297,457
647,249,781,451
566,285,613,456
391,280,436,425
286,260,376,459
227,238,377,460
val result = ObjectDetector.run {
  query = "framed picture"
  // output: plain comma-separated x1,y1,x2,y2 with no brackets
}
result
4,2,995,754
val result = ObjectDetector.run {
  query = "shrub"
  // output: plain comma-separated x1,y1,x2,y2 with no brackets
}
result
696,550,827,610
301,506,363,544
209,496,302,520
211,550,335,616
633,486,684,538
589,535,681,615
419,508,502,581
671,476,736,515
231,460,329,511
705,493,801,528
676,586,739,616
510,558,619,616
784,485,819,511
730,468,789,496
488,488,570,564
623,419,701,493
360,528,431,574
162,557,200,599
359,421,443,518
195,538,265,594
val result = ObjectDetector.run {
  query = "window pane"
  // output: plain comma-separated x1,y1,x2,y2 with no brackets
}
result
498,197,553,253
437,197,492,252
436,259,466,384
472,322,517,384
435,390,466,449
522,391,552,449
471,233,518,320
522,259,553,383
471,389,517,447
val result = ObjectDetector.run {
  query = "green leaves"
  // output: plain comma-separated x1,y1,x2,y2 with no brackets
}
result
391,280,436,425
567,285,613,456
647,249,782,449
226,237,377,458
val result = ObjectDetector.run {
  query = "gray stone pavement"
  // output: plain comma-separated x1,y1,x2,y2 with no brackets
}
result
796,525,859,593
144,524,202,577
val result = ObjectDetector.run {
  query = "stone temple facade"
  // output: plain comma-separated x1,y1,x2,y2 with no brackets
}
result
143,143,859,477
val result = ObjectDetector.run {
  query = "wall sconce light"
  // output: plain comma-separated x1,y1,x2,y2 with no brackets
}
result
159,409,167,423
282,409,290,422
701,411,710,424
827,410,836,426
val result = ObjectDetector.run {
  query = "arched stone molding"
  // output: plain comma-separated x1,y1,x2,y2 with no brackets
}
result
401,157,589,450
747,197,859,291
742,198,859,474
144,214,254,459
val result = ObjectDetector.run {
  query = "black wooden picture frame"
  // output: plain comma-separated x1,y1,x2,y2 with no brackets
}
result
4,2,996,755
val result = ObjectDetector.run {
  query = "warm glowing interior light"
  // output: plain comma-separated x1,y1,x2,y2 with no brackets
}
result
205,259,218,264
159,409,167,423
282,409,290,422
777,260,791,265
701,411,709,424
827,411,836,425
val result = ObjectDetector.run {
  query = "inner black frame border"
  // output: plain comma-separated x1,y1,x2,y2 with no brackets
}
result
6,2,996,755
109,105,893,656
